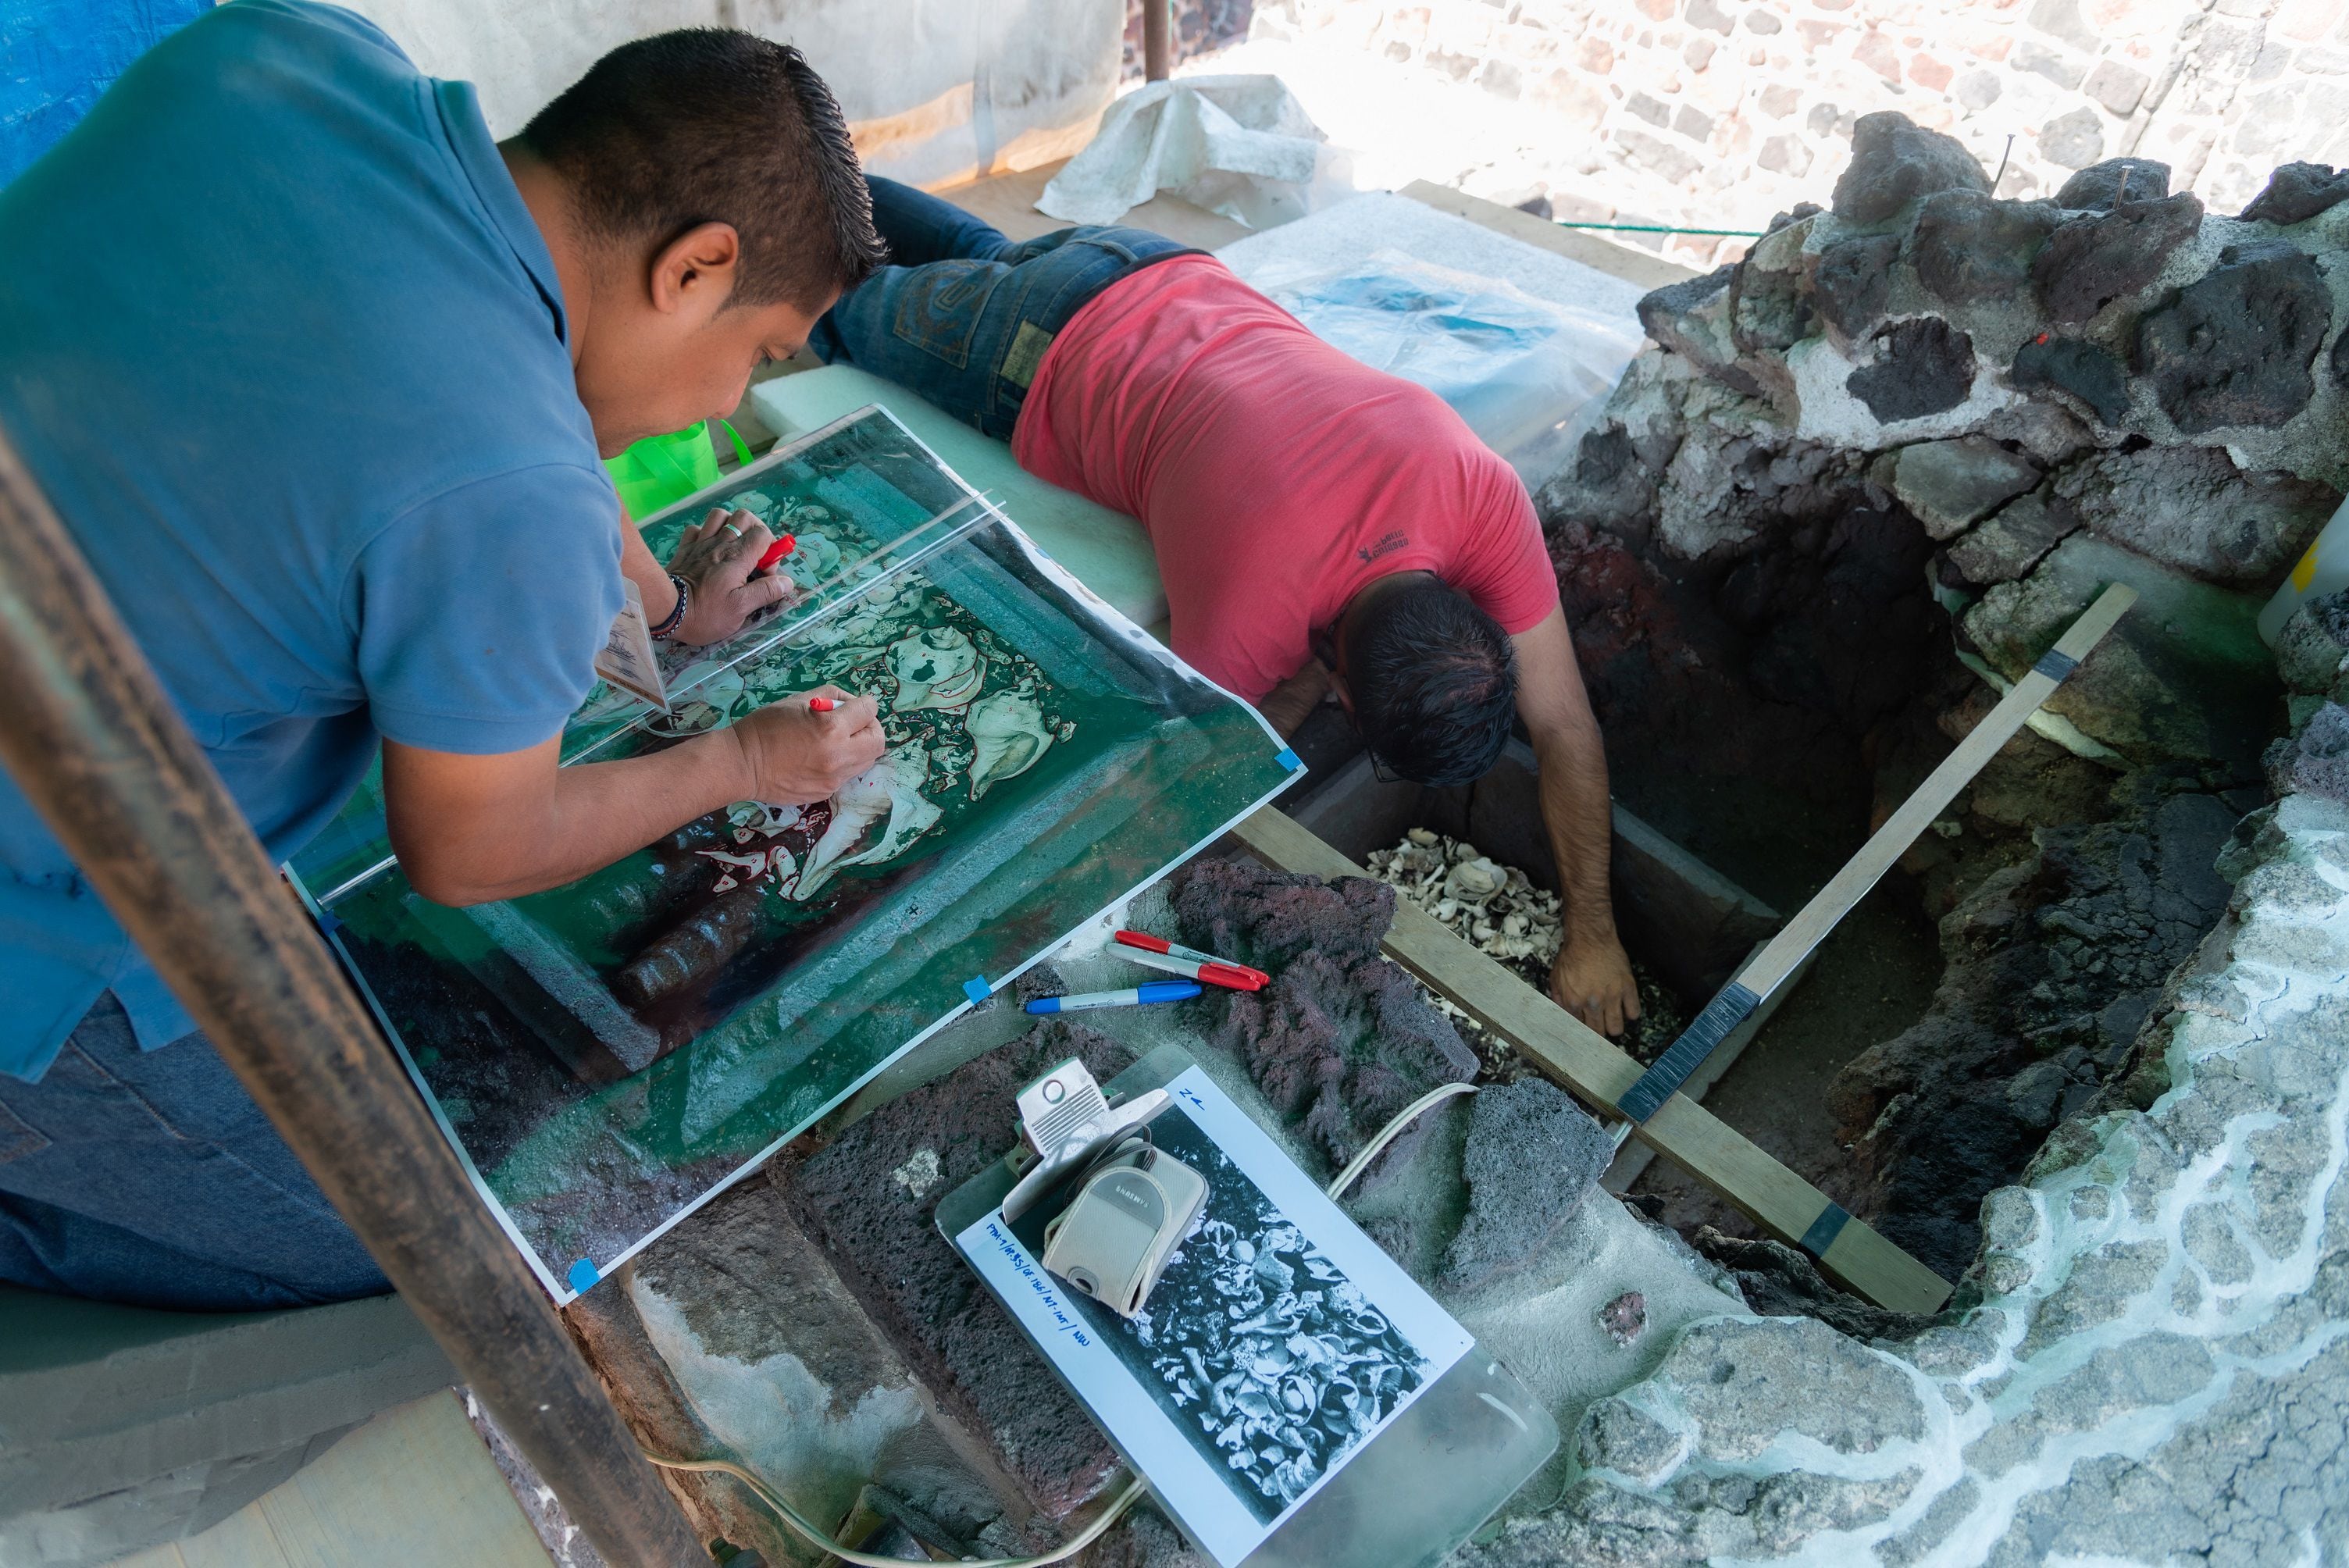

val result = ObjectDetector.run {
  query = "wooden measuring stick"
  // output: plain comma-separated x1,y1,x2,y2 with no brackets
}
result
1616,581,2138,1126
1230,807,1954,1314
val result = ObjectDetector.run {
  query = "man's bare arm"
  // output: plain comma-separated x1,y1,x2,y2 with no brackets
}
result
383,689,884,906
1257,659,1332,736
1510,606,1639,1035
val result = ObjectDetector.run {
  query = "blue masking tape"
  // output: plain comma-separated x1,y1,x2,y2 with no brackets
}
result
1618,981,1763,1124
2032,647,2080,682
568,1258,601,1294
963,976,991,1005
1798,1203,1853,1260
1275,747,1303,772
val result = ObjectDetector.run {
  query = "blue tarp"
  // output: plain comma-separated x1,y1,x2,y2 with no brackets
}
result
2,0,209,184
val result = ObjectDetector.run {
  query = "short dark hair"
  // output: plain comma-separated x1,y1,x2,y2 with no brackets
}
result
519,30,886,312
1349,580,1518,786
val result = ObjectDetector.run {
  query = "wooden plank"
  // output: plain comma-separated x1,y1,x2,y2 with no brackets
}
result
1397,179,1701,292
1618,583,2138,1123
1231,807,1952,1315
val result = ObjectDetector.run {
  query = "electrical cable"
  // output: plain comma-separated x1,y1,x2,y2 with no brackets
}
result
1326,1080,1480,1200
642,1078,1484,1559
639,1448,1147,1566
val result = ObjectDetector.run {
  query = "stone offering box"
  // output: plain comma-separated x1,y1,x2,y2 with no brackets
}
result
287,408,1302,1301
1285,742,1784,1014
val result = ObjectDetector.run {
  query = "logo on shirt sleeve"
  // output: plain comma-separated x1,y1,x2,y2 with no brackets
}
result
1356,529,1409,565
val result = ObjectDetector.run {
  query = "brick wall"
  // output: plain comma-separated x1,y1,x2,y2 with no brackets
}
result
1247,0,2349,265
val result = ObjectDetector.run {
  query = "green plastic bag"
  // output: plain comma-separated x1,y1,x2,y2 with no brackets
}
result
603,418,753,521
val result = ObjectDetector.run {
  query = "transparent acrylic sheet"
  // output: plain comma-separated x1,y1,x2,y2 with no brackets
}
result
287,408,1303,1301
939,1049,1557,1568
291,405,998,904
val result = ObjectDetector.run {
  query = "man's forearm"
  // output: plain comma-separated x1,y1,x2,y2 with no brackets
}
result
1532,717,1617,945
389,730,752,906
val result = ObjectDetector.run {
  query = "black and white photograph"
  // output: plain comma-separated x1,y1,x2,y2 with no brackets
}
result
1011,1106,1431,1523
965,1066,1472,1565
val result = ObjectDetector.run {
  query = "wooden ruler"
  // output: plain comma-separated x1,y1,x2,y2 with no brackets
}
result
1616,581,2137,1125
1231,807,1954,1315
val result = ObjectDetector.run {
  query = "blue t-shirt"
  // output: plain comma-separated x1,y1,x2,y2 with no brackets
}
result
0,0,625,1081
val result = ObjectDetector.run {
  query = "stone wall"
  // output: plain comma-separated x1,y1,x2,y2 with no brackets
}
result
1467,120,2349,1566
1124,0,1260,77
1247,0,2349,268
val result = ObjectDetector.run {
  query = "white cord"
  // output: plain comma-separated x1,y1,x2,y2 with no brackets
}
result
645,1078,1480,1559
1326,1080,1480,1199
641,1448,1147,1566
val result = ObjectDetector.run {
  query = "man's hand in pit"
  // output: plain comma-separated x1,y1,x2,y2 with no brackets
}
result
1550,929,1641,1039
665,506,800,646
728,685,886,804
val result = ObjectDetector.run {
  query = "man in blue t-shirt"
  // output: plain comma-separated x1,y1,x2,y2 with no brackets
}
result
0,2,892,1309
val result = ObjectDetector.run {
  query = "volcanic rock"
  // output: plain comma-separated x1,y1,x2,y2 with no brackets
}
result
2266,702,2349,804
2239,161,2349,226
2054,158,2171,212
2135,240,2332,434
1813,232,1902,339
2009,333,2132,425
779,1020,1136,1518
2274,591,2349,701
1884,436,2042,539
1944,490,2079,586
2031,192,2204,324
2052,444,2338,587
1169,859,1478,1185
1847,317,1977,423
1831,112,1990,224
1911,191,2060,305
1438,1079,1613,1289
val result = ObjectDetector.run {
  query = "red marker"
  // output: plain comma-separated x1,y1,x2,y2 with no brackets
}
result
755,533,798,574
807,696,836,712
1114,929,1268,990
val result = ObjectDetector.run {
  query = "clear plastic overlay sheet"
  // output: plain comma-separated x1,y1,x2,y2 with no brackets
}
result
287,407,1302,1300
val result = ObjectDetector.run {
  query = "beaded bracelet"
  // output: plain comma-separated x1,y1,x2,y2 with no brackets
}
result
651,572,690,640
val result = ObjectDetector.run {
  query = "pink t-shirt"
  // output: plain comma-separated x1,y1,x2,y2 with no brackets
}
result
1010,255,1559,704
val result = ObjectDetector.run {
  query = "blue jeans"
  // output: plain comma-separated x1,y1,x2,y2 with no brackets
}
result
0,996,388,1310
807,177,1196,441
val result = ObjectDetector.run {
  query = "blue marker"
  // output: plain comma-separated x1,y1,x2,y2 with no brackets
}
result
1024,980,1202,1014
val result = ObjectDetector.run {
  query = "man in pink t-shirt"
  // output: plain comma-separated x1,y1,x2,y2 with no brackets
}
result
808,180,1639,1036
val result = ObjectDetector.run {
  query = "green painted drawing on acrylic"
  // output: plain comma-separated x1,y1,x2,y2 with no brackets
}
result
294,407,1298,1295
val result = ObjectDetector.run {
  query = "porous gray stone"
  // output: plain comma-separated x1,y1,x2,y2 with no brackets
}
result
1944,490,2079,585
2055,157,2170,210
1848,317,1977,423
1911,191,2061,305
2039,106,2106,170
1887,436,2043,539
1660,1317,1926,1462
2265,701,2349,804
1438,1078,1612,1288
2274,591,2349,700
1831,111,1991,224
2052,444,2340,587
2009,333,2132,424
1813,231,1902,339
2031,191,2205,324
2239,160,2349,226
2136,240,2333,434
1578,1396,1684,1484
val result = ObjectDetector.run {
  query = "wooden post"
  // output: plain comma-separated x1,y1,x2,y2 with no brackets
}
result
0,423,710,1566
1232,808,1953,1315
1142,0,1173,80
